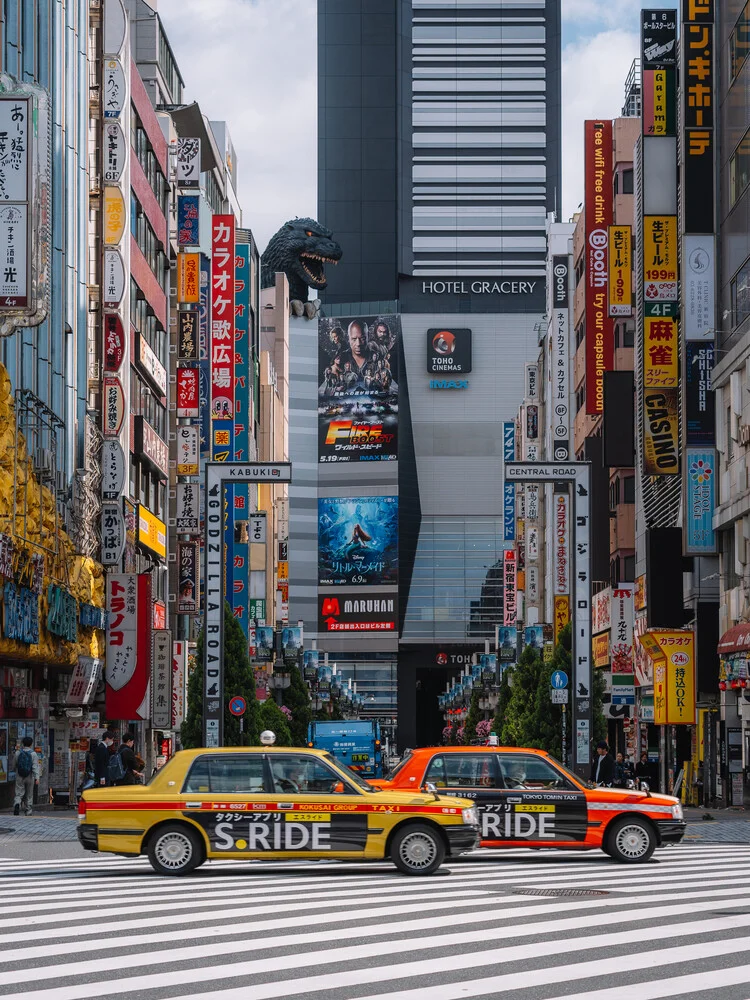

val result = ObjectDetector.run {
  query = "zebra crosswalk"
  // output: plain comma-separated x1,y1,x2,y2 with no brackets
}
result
0,844,746,999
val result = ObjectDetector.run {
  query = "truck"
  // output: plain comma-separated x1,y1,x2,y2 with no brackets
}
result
306,720,384,778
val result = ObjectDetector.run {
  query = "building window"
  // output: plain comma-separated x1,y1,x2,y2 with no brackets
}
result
131,108,169,215
730,129,750,209
623,555,635,581
575,323,584,348
622,476,635,503
576,385,586,412
132,196,169,294
731,2,750,84
731,257,750,330
621,169,634,194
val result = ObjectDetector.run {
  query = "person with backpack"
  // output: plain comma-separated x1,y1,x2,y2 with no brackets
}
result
13,737,40,816
114,732,143,785
94,731,116,786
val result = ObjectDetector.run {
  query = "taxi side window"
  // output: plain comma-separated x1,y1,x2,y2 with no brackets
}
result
269,755,348,795
425,755,499,788
182,755,265,794
499,754,572,790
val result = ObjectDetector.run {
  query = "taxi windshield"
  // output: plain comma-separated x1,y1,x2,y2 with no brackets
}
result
384,751,413,780
322,753,379,792
543,755,586,789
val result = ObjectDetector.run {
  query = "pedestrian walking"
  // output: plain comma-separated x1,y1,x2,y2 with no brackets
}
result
591,741,615,786
12,737,40,816
635,751,656,790
114,732,144,785
94,731,116,787
613,752,634,788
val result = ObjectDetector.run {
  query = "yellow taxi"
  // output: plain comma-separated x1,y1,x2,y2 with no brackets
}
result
78,746,480,876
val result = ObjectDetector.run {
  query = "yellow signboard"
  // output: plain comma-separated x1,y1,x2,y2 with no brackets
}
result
138,504,167,559
608,225,632,317
554,595,569,644
644,316,678,388
593,632,610,667
177,253,200,304
277,561,289,582
103,186,126,246
642,630,696,725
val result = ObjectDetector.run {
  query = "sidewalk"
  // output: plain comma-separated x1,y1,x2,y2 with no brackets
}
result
682,806,750,843
0,813,78,843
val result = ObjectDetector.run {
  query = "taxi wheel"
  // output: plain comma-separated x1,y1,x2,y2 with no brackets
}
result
147,823,205,876
604,816,656,864
390,823,445,876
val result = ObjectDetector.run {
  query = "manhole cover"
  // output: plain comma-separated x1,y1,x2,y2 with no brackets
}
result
512,887,609,897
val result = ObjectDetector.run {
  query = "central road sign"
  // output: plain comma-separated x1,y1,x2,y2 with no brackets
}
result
203,462,293,747
551,670,569,689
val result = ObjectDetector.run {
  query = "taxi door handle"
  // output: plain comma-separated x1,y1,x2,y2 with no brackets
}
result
278,802,294,809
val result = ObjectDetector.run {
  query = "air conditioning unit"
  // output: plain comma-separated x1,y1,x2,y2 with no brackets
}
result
89,85,101,115
55,471,68,493
34,447,54,477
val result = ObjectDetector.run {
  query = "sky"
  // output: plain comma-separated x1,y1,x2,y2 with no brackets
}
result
156,0,643,251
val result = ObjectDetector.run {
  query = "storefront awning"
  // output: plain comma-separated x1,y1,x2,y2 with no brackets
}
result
717,623,750,655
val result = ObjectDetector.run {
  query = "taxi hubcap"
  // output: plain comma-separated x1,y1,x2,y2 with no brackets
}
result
400,831,437,869
156,832,192,869
615,824,649,859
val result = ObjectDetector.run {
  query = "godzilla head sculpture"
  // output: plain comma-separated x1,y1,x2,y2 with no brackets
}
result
260,217,342,310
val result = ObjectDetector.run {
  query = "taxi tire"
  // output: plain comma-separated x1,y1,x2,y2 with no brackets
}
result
604,815,656,864
147,822,205,876
390,823,445,876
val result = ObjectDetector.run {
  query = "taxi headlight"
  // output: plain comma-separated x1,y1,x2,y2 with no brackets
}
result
671,803,683,820
462,807,479,826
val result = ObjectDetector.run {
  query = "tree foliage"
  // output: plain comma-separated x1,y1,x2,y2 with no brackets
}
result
180,602,261,748
281,664,312,746
462,687,483,745
259,698,293,746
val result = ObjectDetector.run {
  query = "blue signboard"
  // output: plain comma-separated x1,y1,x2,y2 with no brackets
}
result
177,195,200,247
503,421,515,542
685,447,717,554
318,496,399,586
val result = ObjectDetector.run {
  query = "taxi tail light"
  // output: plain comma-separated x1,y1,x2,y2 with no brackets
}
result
78,799,86,820
375,740,381,747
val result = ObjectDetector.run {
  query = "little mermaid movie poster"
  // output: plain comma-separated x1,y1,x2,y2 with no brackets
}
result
318,497,399,586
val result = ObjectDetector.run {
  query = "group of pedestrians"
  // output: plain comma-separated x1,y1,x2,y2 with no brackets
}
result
591,742,658,789
88,731,144,789
10,730,146,816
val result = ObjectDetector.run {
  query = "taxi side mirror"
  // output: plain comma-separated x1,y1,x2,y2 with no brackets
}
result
333,781,345,793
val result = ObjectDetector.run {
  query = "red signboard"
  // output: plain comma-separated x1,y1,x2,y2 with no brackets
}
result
176,366,199,418
105,574,151,720
503,550,517,627
103,313,125,372
584,120,614,414
210,215,235,421
153,600,167,630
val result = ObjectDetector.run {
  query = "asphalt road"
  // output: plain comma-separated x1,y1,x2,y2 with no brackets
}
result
0,841,747,999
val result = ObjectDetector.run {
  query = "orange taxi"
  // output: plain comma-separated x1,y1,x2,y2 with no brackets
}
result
369,746,685,863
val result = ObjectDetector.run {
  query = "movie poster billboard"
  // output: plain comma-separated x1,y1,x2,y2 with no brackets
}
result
318,497,398,586
318,314,399,463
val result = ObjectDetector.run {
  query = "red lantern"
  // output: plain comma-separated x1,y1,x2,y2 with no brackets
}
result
719,681,727,690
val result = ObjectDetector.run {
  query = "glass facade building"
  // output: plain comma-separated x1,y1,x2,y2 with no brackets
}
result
0,0,90,478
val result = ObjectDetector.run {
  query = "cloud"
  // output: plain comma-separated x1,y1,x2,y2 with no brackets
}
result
563,0,644,36
561,28,640,221
156,0,316,251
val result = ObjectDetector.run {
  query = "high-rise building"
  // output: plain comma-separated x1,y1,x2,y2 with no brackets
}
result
296,0,561,747
318,0,561,305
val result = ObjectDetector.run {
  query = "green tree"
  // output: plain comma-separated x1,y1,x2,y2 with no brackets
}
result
259,697,293,745
281,664,312,746
492,670,514,745
592,662,608,746
463,687,483,745
180,602,261,748
497,645,544,747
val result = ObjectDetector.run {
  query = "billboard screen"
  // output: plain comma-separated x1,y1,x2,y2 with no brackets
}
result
318,314,399,463
318,497,399,586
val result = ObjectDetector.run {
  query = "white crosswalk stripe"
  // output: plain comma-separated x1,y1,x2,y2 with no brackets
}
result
0,844,745,1000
